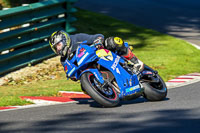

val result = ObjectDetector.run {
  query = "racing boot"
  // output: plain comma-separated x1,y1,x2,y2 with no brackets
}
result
122,48,144,72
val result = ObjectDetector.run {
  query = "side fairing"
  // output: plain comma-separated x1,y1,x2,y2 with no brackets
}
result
96,50,140,96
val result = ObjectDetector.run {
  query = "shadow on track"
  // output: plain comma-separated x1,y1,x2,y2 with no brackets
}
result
0,106,199,133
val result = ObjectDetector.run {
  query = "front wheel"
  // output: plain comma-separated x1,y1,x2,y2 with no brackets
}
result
81,72,120,107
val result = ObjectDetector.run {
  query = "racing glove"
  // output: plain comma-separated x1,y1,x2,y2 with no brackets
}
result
93,37,104,49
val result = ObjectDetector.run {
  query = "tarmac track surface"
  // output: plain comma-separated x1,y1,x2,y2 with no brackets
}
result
0,81,200,133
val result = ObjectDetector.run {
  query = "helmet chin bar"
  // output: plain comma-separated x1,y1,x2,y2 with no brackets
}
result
60,45,69,57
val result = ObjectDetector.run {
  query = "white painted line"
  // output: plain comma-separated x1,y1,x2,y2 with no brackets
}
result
187,74,200,76
168,79,189,82
187,41,200,50
177,76,196,78
59,91,85,94
0,101,79,112
24,99,62,105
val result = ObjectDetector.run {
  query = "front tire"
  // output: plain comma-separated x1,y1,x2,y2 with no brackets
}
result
81,72,120,107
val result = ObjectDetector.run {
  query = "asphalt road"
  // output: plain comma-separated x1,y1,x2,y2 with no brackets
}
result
75,0,200,47
0,82,200,133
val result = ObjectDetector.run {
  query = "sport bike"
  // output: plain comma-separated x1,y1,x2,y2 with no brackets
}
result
63,41,167,107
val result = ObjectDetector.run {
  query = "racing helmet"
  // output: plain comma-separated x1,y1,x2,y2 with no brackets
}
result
49,30,71,56
105,36,124,51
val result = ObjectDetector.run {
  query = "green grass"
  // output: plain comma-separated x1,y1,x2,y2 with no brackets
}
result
0,96,33,107
0,9,200,107
0,77,81,106
73,9,200,80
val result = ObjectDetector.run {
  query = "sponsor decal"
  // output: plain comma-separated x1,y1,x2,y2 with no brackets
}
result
114,37,123,46
78,52,89,65
64,66,68,72
68,67,75,77
111,56,120,70
78,48,86,58
104,49,110,54
96,49,113,61
116,68,120,74
126,85,140,93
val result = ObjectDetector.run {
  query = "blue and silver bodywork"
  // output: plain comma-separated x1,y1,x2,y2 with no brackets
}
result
63,43,142,99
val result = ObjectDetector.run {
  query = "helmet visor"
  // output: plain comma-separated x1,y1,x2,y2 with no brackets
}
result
52,41,64,55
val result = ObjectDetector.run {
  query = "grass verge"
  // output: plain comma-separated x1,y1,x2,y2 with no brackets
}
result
0,78,81,106
0,9,200,107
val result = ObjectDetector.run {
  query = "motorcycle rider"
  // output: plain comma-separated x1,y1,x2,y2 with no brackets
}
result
49,30,144,73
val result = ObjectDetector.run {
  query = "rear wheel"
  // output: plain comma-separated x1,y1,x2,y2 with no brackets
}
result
142,73,167,101
81,72,119,107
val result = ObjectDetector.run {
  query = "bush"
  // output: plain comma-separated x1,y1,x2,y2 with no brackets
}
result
0,0,39,8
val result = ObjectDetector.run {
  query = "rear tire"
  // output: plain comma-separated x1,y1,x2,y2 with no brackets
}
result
81,72,120,107
142,74,167,101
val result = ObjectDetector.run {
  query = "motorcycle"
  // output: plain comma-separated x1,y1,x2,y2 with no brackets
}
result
63,41,167,107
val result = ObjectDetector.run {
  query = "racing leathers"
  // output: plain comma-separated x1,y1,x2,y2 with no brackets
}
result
60,33,143,72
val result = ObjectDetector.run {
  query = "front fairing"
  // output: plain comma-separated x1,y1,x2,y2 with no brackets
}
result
63,44,97,78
